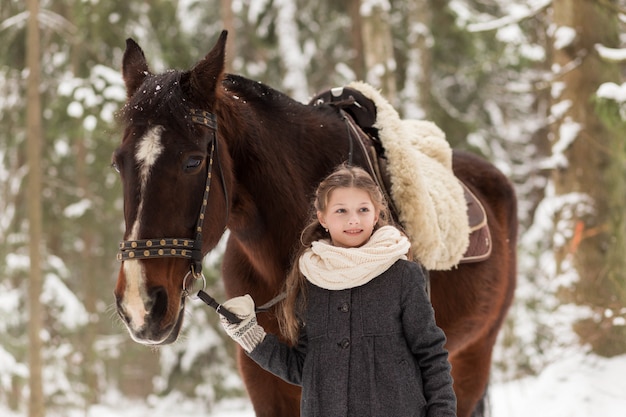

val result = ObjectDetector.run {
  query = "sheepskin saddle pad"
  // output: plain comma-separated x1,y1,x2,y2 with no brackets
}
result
311,82,488,270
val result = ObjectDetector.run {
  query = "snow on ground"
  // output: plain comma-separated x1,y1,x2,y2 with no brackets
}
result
0,397,254,417
2,353,625,416
491,353,626,417
84,398,255,417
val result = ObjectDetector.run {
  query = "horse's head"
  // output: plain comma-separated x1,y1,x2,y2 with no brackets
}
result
112,31,231,345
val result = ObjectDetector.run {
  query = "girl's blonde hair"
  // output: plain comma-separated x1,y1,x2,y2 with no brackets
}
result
277,164,393,344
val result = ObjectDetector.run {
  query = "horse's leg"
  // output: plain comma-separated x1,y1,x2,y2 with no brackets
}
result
238,350,301,417
432,260,513,417
448,334,497,417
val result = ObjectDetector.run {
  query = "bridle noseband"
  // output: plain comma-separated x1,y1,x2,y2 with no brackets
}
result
116,109,226,293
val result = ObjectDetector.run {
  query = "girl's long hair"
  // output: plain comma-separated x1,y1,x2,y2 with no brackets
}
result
277,163,393,344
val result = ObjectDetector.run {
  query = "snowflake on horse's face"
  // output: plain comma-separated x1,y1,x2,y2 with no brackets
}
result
112,30,517,417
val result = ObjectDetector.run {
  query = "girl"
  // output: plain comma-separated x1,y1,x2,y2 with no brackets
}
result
220,164,457,417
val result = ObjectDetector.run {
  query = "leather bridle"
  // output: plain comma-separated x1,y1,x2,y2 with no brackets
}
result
115,100,377,324
117,109,229,297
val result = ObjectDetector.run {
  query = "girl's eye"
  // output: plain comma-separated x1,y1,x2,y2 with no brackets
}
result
360,207,370,212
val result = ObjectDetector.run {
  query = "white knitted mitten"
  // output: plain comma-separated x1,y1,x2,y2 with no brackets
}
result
219,294,266,353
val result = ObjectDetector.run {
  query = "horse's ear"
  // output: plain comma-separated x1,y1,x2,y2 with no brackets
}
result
122,38,151,99
189,30,228,106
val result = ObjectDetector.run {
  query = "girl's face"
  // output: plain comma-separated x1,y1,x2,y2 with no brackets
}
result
317,187,379,248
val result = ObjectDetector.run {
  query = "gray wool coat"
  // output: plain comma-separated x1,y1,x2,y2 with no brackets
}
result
249,259,457,417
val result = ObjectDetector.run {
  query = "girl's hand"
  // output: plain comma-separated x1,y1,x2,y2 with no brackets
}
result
219,294,266,353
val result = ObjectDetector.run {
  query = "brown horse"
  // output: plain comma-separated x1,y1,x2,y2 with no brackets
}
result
112,31,517,417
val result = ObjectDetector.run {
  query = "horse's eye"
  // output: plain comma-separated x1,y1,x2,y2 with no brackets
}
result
184,156,204,172
111,162,120,173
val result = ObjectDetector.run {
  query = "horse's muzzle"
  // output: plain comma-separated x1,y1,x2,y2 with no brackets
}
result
115,287,186,345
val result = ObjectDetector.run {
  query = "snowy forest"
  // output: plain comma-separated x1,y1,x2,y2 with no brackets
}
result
1,0,626,416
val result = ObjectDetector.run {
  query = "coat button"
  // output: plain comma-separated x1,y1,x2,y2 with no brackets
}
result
338,338,350,349
338,302,350,313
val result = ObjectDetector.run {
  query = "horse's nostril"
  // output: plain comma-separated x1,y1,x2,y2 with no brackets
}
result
148,286,168,321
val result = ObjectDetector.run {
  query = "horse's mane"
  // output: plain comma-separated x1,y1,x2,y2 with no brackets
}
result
222,74,301,111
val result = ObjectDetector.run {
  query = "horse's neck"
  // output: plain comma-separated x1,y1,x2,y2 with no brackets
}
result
217,84,346,268
218,91,308,248
219,80,342,175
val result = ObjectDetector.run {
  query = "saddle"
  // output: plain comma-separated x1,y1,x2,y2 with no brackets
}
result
310,87,491,264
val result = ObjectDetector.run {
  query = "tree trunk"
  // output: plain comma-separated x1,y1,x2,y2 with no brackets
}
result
347,0,366,81
76,136,100,406
360,0,396,101
26,0,45,415
551,0,626,356
400,0,432,118
220,0,236,73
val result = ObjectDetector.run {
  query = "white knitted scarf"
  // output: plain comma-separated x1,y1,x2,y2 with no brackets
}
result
299,226,411,290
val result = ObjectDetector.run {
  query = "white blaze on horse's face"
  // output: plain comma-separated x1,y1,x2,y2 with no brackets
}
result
136,126,165,190
121,126,164,334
